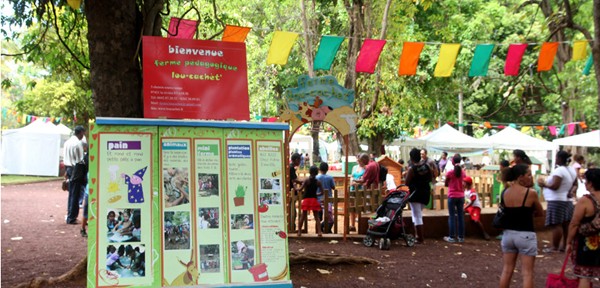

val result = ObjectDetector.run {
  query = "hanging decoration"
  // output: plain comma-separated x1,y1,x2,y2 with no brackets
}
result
313,36,345,71
583,55,593,76
355,39,387,73
398,42,425,76
266,31,299,65
221,25,251,42
567,123,576,136
469,44,494,77
504,44,528,76
537,42,559,72
433,44,461,77
167,18,198,39
572,40,588,61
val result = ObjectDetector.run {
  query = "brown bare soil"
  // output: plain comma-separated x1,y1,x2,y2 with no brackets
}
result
1,180,595,287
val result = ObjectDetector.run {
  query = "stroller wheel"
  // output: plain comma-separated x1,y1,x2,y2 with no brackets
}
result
404,234,416,247
363,235,374,247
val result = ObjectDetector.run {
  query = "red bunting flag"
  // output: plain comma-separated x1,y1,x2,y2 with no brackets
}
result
356,39,386,74
168,18,198,39
537,42,559,72
504,44,528,76
398,42,425,76
222,25,251,42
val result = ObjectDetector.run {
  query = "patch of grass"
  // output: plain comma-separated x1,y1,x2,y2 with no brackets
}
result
1,175,63,185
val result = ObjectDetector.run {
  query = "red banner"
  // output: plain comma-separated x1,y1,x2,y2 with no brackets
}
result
143,36,249,120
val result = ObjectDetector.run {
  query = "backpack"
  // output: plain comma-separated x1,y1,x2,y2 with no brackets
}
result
378,164,388,183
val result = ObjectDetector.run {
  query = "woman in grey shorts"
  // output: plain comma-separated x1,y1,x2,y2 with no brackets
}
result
499,164,543,288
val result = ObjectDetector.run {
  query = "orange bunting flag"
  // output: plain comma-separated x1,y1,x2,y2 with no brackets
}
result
484,122,492,129
222,25,251,42
535,126,544,131
266,31,299,65
537,42,559,72
580,121,587,130
398,42,425,76
434,44,461,77
572,40,588,61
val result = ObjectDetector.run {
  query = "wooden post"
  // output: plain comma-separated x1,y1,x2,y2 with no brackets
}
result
343,135,350,241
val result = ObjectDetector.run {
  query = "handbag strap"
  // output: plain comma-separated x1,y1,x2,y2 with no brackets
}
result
560,251,570,277
500,187,507,208
585,193,600,212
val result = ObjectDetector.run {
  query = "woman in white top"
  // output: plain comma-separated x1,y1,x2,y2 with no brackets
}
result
537,150,577,253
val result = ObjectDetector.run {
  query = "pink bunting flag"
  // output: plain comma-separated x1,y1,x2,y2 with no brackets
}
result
355,39,386,74
504,44,528,76
168,18,198,39
567,123,576,136
548,126,557,136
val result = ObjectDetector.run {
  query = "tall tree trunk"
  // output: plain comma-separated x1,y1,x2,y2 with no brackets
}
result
85,0,144,117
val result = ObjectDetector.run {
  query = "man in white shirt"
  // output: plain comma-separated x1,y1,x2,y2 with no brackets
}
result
64,126,86,224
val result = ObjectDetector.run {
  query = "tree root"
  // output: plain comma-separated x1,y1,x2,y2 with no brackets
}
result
16,256,87,288
290,252,379,265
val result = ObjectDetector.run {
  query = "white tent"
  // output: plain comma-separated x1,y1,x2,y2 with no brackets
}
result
419,124,489,149
552,130,600,147
479,126,558,150
1,120,68,176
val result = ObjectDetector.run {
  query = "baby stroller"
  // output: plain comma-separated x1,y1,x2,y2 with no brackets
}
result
363,186,415,250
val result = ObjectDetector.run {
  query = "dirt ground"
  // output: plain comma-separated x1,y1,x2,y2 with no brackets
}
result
1,180,595,287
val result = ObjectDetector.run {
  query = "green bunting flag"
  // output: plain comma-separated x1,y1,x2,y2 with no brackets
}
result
583,55,593,76
314,36,345,71
469,44,494,77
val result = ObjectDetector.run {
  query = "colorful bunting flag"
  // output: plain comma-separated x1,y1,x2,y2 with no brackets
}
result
558,124,566,136
572,40,588,61
419,118,428,125
398,42,425,76
484,121,492,129
168,18,198,39
521,126,531,133
66,0,81,10
434,44,461,77
535,126,544,131
548,126,557,136
356,39,387,73
222,25,251,42
504,44,528,76
314,36,345,71
469,44,494,77
583,55,593,76
580,121,587,130
537,42,559,72
266,31,299,65
567,123,576,136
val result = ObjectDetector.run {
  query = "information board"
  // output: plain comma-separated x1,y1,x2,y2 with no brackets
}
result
87,118,290,287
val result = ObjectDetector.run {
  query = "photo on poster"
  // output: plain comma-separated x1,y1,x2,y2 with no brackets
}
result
259,192,282,205
197,173,219,197
106,244,146,278
163,167,190,208
164,211,191,250
231,240,255,270
198,207,219,229
199,244,221,273
260,178,281,190
230,214,254,230
107,208,142,243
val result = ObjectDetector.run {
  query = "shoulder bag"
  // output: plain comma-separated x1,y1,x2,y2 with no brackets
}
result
492,188,507,229
578,193,600,237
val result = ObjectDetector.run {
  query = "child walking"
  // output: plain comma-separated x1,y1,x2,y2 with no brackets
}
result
444,154,466,243
463,176,491,240
296,165,324,237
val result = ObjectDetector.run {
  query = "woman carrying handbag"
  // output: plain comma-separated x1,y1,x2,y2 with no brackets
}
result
566,168,600,288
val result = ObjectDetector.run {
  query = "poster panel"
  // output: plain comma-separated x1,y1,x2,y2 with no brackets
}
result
89,125,157,287
142,36,249,120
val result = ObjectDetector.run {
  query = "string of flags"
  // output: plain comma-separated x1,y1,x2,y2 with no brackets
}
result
446,120,588,137
1,107,63,125
166,18,594,77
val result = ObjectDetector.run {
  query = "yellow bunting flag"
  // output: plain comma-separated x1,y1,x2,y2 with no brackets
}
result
67,0,81,10
434,44,461,77
419,118,428,125
572,40,588,61
521,126,531,133
266,31,299,65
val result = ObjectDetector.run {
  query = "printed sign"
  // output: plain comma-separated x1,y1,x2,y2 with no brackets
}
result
143,36,249,120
